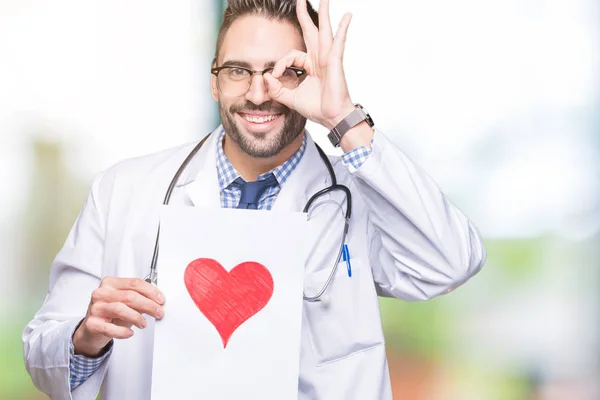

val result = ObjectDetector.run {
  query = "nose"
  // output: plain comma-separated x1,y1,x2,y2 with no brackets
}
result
244,74,270,105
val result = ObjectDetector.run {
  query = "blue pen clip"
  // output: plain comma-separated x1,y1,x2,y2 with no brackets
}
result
342,244,352,277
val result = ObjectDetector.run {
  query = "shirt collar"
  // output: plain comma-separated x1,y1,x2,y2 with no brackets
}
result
215,126,307,192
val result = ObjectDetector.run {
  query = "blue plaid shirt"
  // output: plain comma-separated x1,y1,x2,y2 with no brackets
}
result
69,128,374,390
216,128,307,210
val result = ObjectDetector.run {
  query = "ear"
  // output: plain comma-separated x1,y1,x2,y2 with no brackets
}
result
210,58,219,102
210,74,219,102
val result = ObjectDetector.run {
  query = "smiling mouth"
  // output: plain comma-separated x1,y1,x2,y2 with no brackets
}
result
239,113,282,124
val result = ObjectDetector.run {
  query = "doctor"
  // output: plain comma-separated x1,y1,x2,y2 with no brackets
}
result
23,0,486,399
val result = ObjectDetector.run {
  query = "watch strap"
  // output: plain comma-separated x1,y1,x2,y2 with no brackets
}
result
327,104,373,147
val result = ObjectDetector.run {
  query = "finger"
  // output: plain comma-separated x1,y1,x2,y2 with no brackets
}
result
86,316,134,340
100,277,165,305
264,73,295,109
90,286,114,304
113,318,134,329
296,0,318,50
318,0,333,59
272,50,308,78
331,13,352,61
92,287,164,320
117,289,165,319
91,302,147,329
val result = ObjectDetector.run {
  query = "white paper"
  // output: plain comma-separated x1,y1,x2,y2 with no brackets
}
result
151,206,308,400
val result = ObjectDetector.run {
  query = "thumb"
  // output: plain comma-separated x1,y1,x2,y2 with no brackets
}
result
264,72,295,109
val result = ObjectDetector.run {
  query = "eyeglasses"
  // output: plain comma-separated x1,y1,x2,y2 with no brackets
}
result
211,65,307,97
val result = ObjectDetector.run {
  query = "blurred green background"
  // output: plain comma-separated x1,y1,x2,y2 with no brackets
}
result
1,0,598,399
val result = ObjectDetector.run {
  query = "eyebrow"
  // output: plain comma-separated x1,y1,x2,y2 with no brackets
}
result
221,59,277,69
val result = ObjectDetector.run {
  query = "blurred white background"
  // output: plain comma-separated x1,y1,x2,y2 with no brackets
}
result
1,0,598,398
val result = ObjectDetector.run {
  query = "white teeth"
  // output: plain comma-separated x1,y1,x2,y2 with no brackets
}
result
243,114,278,123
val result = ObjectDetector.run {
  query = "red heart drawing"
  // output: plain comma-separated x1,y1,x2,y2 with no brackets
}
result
184,258,274,348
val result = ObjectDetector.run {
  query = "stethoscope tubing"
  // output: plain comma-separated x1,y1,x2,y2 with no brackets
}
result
145,131,351,303
146,134,211,285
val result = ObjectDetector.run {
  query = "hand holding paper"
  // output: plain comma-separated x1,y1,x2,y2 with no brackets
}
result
72,277,165,357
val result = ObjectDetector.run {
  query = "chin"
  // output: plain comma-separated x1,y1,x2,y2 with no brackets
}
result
231,125,284,158
222,108,304,159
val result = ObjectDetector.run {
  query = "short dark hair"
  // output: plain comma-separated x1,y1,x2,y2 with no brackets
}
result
214,0,319,62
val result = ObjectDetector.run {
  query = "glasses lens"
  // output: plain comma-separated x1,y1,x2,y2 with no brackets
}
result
216,67,304,96
217,67,251,97
280,68,303,88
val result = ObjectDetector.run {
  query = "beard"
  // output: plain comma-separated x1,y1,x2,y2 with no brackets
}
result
220,100,306,158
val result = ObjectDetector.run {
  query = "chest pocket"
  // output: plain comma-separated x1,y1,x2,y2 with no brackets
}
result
303,258,385,366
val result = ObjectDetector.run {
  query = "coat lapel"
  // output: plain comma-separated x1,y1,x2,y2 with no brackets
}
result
178,126,222,209
271,131,331,213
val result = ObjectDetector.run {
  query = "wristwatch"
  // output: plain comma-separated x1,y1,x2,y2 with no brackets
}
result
327,104,374,148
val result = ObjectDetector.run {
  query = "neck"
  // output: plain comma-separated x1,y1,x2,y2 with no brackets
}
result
223,132,304,182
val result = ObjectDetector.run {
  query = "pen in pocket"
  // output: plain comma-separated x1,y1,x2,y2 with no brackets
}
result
342,244,352,277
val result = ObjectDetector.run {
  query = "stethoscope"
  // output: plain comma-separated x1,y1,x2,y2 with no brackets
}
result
145,131,352,302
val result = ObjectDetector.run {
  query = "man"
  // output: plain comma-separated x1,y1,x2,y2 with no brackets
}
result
23,0,487,399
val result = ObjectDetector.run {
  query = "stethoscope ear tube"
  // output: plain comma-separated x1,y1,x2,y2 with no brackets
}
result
145,134,211,285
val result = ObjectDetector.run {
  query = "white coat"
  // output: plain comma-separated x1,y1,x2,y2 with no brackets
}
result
23,126,486,400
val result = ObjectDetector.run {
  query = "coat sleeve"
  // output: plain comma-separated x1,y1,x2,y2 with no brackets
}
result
22,171,113,400
348,130,487,301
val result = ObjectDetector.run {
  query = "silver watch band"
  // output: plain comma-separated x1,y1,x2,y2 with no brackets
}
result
327,104,374,147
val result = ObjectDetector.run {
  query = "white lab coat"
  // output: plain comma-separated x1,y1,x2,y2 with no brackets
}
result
23,126,486,400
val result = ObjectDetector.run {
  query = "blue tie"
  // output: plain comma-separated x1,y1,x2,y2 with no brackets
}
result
234,173,278,210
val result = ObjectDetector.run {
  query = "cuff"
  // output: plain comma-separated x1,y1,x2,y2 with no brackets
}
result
341,137,376,169
69,321,113,391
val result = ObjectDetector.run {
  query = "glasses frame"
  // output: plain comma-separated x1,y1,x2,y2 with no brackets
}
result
211,65,307,97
